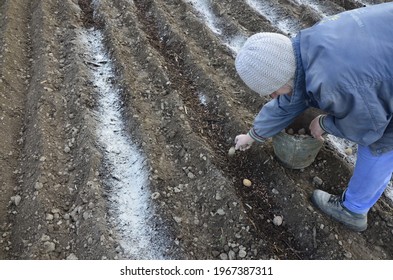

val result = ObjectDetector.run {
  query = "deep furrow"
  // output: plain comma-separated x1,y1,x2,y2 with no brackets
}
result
8,0,76,259
78,0,177,258
7,0,118,259
0,0,31,259
95,0,190,189
9,0,76,259
93,0,200,259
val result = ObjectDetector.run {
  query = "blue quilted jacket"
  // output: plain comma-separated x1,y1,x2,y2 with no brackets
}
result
250,3,393,155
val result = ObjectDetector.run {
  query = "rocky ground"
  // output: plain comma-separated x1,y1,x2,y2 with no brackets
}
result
0,0,392,260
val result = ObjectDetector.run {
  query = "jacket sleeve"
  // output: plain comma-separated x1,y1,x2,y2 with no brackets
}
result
319,87,391,146
249,93,308,142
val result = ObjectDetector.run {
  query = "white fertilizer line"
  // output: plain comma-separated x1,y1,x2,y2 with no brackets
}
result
185,0,247,54
79,28,167,259
185,0,222,35
291,0,330,17
245,0,301,35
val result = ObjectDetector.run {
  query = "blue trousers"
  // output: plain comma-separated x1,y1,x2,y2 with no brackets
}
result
343,145,393,214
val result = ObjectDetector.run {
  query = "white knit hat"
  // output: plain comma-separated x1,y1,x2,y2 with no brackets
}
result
235,33,296,96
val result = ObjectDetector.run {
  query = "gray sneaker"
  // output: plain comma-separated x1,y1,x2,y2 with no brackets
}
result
311,189,367,232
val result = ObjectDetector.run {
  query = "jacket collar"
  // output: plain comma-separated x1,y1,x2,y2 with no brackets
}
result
291,34,318,107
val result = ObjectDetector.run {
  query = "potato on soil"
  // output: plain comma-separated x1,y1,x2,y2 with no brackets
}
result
228,146,236,156
243,179,252,187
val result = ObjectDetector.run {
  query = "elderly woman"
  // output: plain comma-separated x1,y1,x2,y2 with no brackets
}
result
234,3,393,231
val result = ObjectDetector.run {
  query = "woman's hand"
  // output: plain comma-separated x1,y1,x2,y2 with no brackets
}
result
309,115,326,141
235,134,255,151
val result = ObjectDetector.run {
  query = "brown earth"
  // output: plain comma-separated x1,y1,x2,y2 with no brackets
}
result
0,0,392,260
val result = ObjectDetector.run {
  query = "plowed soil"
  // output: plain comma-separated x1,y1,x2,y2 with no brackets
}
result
1,0,392,260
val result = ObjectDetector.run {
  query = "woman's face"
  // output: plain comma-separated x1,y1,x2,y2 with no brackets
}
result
269,83,293,99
